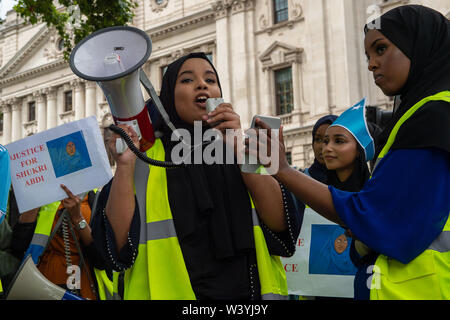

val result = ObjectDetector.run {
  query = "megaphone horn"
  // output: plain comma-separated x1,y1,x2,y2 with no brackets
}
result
6,255,83,300
69,26,155,152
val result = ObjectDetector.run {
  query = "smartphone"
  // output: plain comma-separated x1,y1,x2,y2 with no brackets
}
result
241,115,281,174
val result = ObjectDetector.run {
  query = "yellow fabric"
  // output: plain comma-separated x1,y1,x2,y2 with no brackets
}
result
377,91,450,161
120,138,288,299
34,202,61,237
94,268,113,300
253,226,288,297
370,216,450,300
370,91,450,300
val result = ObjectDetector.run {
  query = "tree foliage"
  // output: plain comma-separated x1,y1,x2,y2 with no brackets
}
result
14,0,138,60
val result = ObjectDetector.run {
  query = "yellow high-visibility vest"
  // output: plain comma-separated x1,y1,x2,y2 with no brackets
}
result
369,91,450,300
117,138,288,300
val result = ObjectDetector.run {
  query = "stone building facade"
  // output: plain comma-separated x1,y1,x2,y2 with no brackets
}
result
0,0,448,168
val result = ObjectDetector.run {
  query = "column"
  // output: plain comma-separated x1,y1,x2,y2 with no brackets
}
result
21,98,28,138
45,87,57,129
34,92,47,132
1,104,12,144
245,1,258,123
262,67,272,116
73,79,85,120
56,86,65,126
85,81,97,118
10,98,22,142
292,60,302,113
305,0,330,115
229,0,252,126
211,1,231,102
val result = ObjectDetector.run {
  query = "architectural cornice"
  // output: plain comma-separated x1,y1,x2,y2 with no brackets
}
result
146,9,215,40
0,59,67,86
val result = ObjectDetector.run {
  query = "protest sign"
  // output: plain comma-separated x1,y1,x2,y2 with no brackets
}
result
6,116,112,213
281,207,356,298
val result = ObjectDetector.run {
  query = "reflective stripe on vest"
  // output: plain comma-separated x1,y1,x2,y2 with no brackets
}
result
370,91,450,300
119,138,288,300
25,201,61,264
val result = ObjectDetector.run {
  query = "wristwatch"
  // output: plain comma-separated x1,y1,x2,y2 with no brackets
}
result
77,219,88,231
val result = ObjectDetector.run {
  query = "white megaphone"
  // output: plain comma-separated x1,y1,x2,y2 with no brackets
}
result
6,255,83,300
69,26,156,153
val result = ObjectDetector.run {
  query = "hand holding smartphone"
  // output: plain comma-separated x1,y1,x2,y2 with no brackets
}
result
241,115,281,174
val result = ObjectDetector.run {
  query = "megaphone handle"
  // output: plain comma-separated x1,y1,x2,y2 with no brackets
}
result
116,138,128,154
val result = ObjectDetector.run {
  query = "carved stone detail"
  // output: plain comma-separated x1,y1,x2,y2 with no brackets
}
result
290,0,303,18
44,32,64,61
149,0,169,13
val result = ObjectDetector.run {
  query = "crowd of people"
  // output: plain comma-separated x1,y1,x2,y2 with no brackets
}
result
0,4,448,300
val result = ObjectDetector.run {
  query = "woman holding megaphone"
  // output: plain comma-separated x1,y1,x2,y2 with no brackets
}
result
92,52,301,300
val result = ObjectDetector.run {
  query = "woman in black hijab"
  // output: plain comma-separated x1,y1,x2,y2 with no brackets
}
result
254,5,450,300
365,4,450,158
93,52,300,300
305,115,338,183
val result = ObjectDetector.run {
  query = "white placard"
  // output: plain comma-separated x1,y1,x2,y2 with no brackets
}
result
281,207,357,298
6,116,112,213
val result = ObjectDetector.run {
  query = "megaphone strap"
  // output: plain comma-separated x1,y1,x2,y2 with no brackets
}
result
139,69,185,144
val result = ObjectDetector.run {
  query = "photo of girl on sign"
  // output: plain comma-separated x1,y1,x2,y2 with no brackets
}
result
46,130,92,178
309,224,357,276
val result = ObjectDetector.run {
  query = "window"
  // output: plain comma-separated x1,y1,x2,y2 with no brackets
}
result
28,101,36,122
64,91,73,112
206,53,213,63
161,65,168,79
273,0,288,24
274,67,293,115
286,151,292,165
57,38,64,51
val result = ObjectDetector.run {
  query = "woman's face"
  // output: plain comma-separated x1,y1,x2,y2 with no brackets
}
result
334,234,348,254
322,126,359,171
313,123,330,165
174,58,222,124
66,141,76,156
364,29,411,96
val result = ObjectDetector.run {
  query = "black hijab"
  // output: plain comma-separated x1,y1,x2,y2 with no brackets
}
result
155,52,254,259
365,5,450,158
307,115,338,183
